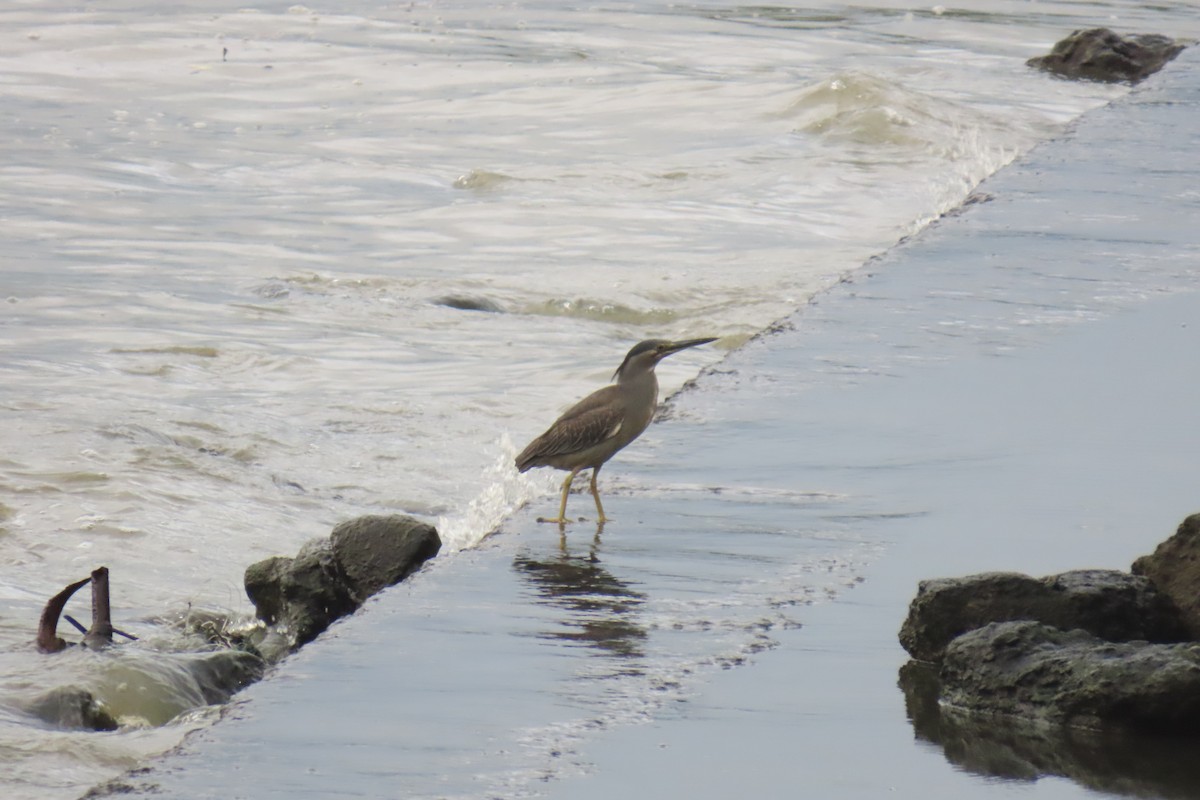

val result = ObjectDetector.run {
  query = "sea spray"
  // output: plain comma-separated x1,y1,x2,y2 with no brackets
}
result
437,435,561,551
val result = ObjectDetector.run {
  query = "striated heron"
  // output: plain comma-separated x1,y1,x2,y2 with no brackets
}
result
515,337,717,525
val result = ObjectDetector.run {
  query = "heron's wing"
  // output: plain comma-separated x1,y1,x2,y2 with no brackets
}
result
516,386,624,471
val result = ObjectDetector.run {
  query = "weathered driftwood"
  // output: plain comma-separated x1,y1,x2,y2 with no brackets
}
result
84,567,115,649
36,577,91,654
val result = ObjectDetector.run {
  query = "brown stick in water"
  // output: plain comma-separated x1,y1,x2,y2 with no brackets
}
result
84,567,114,649
36,577,91,654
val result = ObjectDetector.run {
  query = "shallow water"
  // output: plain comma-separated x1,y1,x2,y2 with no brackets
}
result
2,2,1199,798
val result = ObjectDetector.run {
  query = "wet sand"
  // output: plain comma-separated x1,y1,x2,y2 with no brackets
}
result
92,51,1200,800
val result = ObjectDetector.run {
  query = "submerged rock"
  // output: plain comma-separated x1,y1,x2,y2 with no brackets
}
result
186,650,267,705
899,569,1186,662
1027,28,1186,84
1132,513,1200,639
940,621,1200,734
433,294,505,313
25,686,118,732
244,514,441,650
27,649,264,732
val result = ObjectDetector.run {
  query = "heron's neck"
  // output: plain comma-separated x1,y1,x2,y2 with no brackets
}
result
618,368,659,411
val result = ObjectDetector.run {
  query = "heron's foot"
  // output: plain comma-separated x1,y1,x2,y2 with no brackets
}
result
536,516,583,525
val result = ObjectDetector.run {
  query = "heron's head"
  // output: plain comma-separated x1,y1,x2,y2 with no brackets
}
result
612,337,718,381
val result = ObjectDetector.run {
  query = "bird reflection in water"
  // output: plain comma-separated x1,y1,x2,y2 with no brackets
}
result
513,529,647,662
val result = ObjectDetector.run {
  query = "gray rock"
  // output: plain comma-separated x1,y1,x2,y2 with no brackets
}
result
940,621,1200,735
1027,28,1185,84
242,556,291,627
899,569,1186,662
331,514,441,602
244,538,357,648
1132,513,1200,639
244,516,440,650
25,686,119,731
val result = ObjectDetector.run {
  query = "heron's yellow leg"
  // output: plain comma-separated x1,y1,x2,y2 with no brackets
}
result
538,468,581,525
589,468,608,524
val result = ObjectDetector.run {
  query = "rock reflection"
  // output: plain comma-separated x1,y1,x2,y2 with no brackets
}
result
513,530,647,661
899,662,1200,799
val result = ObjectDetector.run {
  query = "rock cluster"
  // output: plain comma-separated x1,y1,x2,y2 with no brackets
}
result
1027,27,1186,84
28,515,439,735
899,569,1186,662
900,513,1200,737
940,621,1200,734
245,514,441,650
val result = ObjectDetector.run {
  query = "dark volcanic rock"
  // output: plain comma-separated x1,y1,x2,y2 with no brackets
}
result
331,514,441,602
940,621,1200,735
899,569,1186,662
1132,513,1200,639
242,556,292,627
1027,28,1185,84
244,538,358,647
245,515,441,650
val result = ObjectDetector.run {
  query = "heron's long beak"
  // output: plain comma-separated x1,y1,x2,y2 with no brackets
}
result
661,337,718,357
